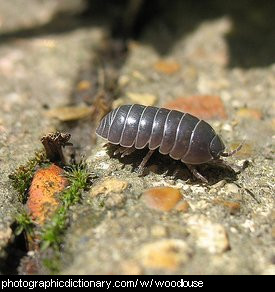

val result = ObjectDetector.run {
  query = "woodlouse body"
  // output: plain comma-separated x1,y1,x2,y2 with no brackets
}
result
96,104,241,182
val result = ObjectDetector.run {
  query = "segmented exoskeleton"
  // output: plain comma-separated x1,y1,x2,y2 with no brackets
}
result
96,104,242,182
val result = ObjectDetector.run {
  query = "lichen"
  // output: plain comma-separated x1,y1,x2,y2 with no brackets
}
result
10,154,92,274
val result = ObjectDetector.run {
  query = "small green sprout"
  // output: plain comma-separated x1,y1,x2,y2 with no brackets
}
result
15,211,35,237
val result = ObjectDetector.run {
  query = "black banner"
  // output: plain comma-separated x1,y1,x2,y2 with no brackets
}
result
0,275,269,290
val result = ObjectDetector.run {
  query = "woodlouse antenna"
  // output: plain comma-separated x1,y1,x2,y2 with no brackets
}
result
220,141,244,157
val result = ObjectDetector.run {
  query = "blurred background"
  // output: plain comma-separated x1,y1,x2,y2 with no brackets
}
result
1,0,274,151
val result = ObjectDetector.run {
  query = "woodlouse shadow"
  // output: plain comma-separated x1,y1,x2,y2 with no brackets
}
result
1,0,274,68
106,144,239,185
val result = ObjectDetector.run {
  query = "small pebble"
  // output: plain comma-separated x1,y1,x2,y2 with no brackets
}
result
46,106,92,122
175,200,190,212
142,187,183,212
112,98,125,109
237,108,262,120
97,162,110,170
94,150,108,158
154,60,181,75
221,123,232,132
212,180,227,189
224,183,240,194
90,178,128,197
118,75,130,87
138,239,191,270
151,225,167,237
213,199,241,214
132,70,146,81
164,95,227,120
77,80,91,91
126,92,157,106
187,216,230,254
105,193,126,209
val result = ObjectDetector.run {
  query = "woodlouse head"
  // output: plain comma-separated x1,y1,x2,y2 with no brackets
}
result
210,135,243,159
210,135,226,159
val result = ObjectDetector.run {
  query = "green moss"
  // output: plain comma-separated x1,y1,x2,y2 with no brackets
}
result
10,154,92,274
15,211,35,237
40,162,92,274
41,162,91,251
9,150,50,203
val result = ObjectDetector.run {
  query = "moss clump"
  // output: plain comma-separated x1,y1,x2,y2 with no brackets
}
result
10,152,92,274
9,151,50,203
41,162,91,251
15,211,35,237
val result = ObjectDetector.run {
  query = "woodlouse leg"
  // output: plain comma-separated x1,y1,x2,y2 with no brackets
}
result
185,164,208,183
121,147,136,158
114,146,135,157
172,166,181,178
137,150,154,176
114,146,127,156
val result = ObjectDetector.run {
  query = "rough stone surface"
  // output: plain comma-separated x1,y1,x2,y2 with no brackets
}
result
0,0,274,275
137,239,191,270
90,178,129,197
0,0,105,271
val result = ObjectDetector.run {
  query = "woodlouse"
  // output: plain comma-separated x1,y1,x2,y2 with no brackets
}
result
96,104,242,182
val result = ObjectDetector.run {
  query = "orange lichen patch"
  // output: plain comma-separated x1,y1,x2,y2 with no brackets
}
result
27,164,68,224
164,95,227,120
46,106,92,122
236,108,262,120
77,80,92,91
154,60,181,75
126,92,157,106
142,187,183,212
